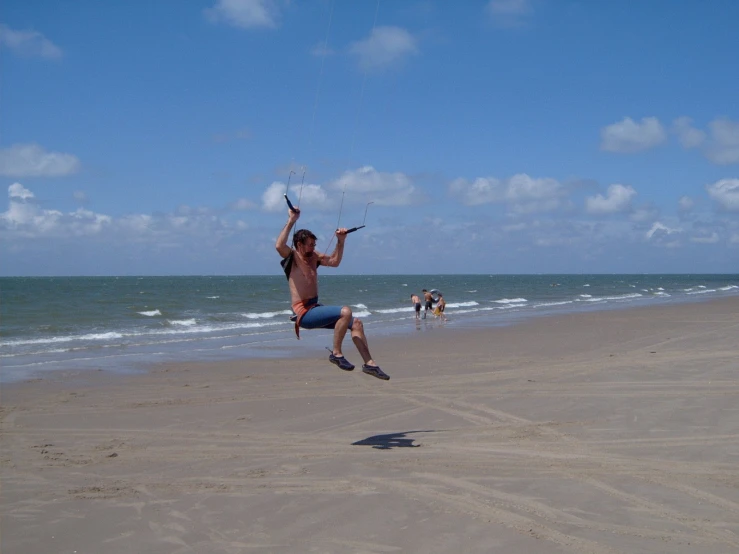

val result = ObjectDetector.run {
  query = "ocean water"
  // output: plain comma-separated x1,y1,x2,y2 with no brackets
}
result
1,274,738,383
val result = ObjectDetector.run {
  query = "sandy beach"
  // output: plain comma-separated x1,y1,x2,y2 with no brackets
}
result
2,298,739,553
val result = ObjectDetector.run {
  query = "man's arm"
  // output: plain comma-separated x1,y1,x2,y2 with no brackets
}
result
276,208,300,258
319,228,348,267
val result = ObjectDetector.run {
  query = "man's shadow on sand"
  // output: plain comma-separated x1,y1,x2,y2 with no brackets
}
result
351,430,434,450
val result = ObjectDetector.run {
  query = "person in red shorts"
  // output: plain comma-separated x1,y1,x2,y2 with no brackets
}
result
275,206,389,380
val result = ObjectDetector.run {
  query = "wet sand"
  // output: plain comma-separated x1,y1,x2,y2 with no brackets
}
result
2,298,739,553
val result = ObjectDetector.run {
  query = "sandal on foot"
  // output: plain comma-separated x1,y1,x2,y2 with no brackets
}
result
362,364,390,380
329,354,355,371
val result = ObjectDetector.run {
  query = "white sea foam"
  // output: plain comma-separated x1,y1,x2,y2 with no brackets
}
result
375,307,414,314
534,300,574,308
581,293,643,302
493,298,527,304
453,307,492,315
73,331,125,341
206,296,220,299
1,320,294,352
147,320,287,336
447,301,478,308
353,303,368,310
580,294,592,298
3,332,124,347
138,310,161,317
720,285,738,291
244,310,293,319
168,319,197,326
686,288,716,295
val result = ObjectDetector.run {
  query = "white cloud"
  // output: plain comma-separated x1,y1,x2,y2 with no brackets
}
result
690,232,719,244
231,198,256,210
0,144,81,178
449,173,566,214
705,118,739,165
66,209,114,236
600,117,666,153
646,221,681,241
0,184,253,243
292,183,332,209
9,183,35,200
204,0,279,29
330,166,417,206
630,204,658,223
505,174,566,213
486,0,533,26
585,184,636,214
671,116,739,165
449,176,505,206
349,26,418,72
262,181,289,212
0,24,62,59
706,178,739,211
672,116,706,149
503,222,527,232
1,183,109,236
261,180,333,213
117,214,152,234
678,195,695,212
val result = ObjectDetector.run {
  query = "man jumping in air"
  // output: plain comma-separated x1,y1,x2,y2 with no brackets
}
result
275,206,389,380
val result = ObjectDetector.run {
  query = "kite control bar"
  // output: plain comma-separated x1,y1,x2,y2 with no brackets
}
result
285,188,371,234
284,169,300,213
284,194,298,213
341,201,373,234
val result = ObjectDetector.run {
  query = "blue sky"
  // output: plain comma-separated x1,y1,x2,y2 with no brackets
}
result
1,0,738,276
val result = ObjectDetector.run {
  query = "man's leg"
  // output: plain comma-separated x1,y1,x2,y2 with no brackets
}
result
332,306,353,357
350,318,376,366
351,318,389,380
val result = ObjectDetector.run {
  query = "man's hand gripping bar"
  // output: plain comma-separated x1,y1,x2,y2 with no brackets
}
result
284,194,298,213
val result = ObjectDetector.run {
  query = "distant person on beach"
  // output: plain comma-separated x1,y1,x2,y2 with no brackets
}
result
275,206,389,380
411,294,421,319
435,293,447,321
422,289,435,319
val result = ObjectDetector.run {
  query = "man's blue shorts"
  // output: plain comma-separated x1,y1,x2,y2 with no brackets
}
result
300,305,353,330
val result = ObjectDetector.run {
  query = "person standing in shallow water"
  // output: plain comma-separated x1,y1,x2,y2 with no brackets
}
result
275,206,389,380
422,289,435,319
411,294,421,320
435,292,447,321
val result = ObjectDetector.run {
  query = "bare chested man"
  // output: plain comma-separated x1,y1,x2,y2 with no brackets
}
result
422,289,435,319
275,206,389,380
410,294,421,319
